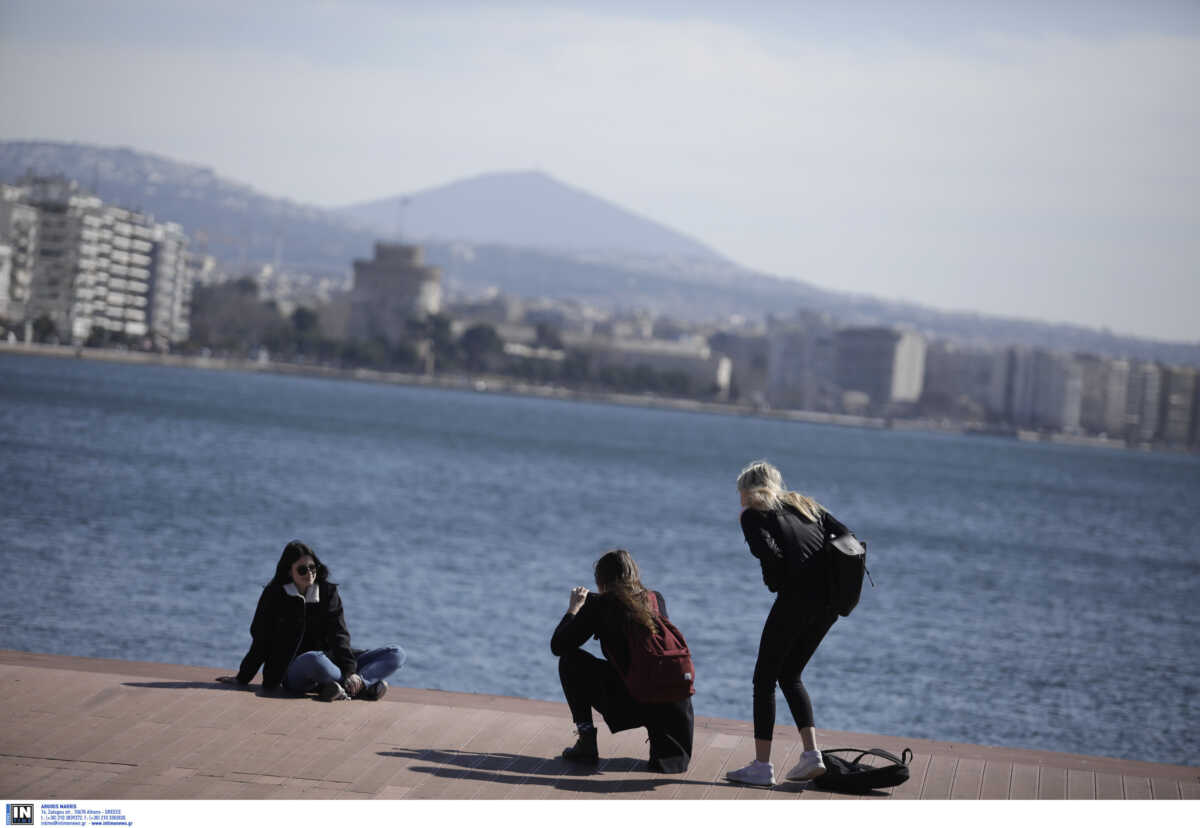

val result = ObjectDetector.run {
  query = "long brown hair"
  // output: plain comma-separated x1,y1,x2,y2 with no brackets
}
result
594,548,657,634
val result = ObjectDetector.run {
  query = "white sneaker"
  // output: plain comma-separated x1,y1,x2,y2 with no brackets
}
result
726,760,775,788
785,750,826,781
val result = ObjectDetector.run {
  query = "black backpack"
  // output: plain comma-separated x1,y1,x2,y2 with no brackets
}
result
822,513,871,617
813,748,912,793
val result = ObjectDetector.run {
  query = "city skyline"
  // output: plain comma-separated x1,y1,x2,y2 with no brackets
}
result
2,1,1198,342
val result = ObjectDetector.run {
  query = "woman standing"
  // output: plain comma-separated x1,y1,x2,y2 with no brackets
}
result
217,540,405,700
726,460,840,788
550,548,695,773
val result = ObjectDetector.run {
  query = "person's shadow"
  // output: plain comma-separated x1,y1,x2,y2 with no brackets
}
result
381,747,740,794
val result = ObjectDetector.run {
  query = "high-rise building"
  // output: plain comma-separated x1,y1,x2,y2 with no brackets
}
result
0,186,38,321
1126,361,1163,443
833,326,926,414
765,311,836,411
8,176,194,345
347,243,441,346
1158,365,1197,446
21,176,104,340
148,221,193,346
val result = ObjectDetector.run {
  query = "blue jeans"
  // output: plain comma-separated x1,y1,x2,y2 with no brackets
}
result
283,645,406,694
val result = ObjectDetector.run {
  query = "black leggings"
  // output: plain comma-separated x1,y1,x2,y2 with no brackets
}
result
752,597,837,741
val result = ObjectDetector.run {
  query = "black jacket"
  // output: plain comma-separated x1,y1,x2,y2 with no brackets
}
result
235,581,358,690
740,504,837,602
550,590,668,673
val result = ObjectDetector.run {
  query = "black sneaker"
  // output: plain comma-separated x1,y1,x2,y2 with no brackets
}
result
561,727,599,764
316,681,349,701
359,680,388,701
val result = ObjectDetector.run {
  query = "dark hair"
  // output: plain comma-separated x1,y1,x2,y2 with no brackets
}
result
594,548,656,634
269,540,331,586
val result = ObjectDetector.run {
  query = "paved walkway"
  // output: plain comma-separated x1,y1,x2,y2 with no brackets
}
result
1,651,1195,800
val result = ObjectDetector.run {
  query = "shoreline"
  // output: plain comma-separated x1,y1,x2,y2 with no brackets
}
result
0,341,1184,455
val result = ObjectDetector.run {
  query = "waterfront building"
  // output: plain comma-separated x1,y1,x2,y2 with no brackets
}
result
1077,354,1129,437
1126,361,1164,443
347,243,441,346
148,221,193,346
921,340,995,418
569,334,731,397
765,311,837,411
708,330,768,405
0,189,38,321
1157,365,1197,447
833,326,926,415
1030,350,1082,433
9,176,194,344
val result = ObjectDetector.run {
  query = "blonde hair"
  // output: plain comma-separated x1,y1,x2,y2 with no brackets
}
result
736,459,821,521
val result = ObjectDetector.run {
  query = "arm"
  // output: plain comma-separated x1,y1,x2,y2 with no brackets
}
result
551,591,600,656
741,509,785,592
228,587,273,685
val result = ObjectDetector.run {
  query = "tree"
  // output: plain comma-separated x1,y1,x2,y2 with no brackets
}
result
460,323,504,372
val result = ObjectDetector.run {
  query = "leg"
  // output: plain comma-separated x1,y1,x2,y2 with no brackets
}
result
558,649,608,727
776,609,837,734
729,599,798,786
751,597,802,754
283,650,341,694
355,645,407,684
777,609,837,781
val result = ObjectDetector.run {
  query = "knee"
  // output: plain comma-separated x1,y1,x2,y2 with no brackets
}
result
558,649,588,678
383,645,407,671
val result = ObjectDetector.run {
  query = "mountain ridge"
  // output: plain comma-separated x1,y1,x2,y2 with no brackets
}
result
336,168,727,263
1,140,1196,365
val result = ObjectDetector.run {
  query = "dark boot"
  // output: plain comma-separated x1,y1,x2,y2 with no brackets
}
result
562,726,599,765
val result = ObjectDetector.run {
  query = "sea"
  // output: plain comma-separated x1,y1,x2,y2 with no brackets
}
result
1,352,1197,767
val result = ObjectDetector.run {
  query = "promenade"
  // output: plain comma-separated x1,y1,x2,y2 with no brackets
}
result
1,651,1195,800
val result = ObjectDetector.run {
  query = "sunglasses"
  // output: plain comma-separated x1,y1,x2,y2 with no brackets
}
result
294,564,318,575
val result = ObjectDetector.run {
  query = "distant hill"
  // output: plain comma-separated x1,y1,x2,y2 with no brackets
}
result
2,140,1196,365
0,140,375,275
337,169,726,263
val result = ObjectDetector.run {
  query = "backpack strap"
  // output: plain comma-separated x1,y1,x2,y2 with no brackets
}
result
822,747,912,766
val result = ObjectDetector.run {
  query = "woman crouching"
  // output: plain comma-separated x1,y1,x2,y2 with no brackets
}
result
550,548,695,773
218,540,405,700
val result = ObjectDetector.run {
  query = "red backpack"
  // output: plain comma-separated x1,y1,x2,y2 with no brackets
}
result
620,592,696,704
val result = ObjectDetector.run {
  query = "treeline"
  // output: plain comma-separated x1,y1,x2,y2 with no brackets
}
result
186,279,709,398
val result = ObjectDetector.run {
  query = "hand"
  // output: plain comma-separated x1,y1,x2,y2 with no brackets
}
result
215,675,247,688
568,586,589,615
343,674,364,697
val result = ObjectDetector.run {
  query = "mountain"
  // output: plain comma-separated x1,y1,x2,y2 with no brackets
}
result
0,140,376,274
2,140,1196,365
336,170,726,263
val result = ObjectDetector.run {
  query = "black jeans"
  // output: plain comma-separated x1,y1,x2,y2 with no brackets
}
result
752,596,837,741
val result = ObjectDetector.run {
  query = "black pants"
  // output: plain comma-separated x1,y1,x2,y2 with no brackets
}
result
557,649,694,772
752,596,837,741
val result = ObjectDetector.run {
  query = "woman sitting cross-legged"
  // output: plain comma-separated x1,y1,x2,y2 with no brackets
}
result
217,540,405,701
550,548,695,773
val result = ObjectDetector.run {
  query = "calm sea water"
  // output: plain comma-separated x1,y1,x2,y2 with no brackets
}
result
2,352,1198,766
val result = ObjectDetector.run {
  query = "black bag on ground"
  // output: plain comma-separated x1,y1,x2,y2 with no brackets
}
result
822,512,870,617
813,748,912,793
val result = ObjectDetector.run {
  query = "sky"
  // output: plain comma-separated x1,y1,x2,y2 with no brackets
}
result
2,0,1198,342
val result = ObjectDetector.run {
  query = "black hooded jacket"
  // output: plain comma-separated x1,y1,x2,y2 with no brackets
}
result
235,581,358,690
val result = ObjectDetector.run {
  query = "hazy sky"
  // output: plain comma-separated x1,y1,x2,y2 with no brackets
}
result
2,1,1198,342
